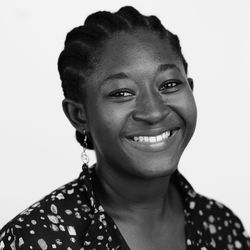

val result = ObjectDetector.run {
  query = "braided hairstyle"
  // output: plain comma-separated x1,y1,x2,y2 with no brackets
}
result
58,6,188,150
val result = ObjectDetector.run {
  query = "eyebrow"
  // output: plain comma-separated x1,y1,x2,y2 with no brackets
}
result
103,72,129,82
101,63,181,85
157,63,181,73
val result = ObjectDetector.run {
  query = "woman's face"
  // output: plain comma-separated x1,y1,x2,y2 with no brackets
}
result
82,30,197,178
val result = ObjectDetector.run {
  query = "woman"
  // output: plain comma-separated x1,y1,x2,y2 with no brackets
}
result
0,6,249,250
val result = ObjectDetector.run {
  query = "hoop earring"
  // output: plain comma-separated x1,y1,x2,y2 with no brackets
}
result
81,130,89,169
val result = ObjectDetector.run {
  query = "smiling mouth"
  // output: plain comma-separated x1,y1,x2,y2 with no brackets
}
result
127,128,180,145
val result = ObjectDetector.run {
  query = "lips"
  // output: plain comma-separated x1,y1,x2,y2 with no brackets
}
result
126,128,180,145
123,127,181,152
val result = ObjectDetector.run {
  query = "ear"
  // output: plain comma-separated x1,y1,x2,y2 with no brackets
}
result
62,99,88,132
187,78,194,91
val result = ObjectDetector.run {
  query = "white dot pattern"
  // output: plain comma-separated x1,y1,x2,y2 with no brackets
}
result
0,165,249,249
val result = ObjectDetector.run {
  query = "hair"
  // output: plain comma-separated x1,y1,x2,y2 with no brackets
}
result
58,6,188,150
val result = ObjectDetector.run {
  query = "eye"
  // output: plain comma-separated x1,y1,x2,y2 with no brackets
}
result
159,80,182,93
108,88,135,98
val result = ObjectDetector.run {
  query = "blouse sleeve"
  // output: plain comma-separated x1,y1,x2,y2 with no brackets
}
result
231,214,250,249
217,204,250,249
0,223,22,250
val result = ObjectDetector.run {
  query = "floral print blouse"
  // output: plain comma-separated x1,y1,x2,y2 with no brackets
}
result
0,165,250,250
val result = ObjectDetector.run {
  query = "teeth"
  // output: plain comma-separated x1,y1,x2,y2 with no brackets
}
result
134,136,139,142
149,137,156,143
156,135,162,142
164,131,170,138
132,130,173,143
139,136,144,142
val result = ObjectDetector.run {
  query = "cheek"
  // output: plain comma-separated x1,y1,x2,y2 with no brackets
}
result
182,92,197,126
87,102,130,143
171,90,197,125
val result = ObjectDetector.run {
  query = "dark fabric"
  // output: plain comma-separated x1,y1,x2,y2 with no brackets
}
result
0,165,249,250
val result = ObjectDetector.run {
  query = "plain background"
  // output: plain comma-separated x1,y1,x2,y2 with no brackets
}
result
0,0,249,233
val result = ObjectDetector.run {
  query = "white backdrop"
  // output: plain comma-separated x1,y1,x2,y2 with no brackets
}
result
0,0,249,233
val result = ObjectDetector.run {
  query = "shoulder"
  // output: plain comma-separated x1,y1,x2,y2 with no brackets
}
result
194,192,250,249
175,170,250,249
195,192,246,230
0,173,93,249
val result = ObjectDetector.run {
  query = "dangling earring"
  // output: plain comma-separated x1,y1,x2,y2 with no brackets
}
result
81,130,89,169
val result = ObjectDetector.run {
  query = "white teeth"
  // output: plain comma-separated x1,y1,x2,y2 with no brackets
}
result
165,131,170,138
132,130,173,143
139,136,144,142
149,137,156,143
156,135,162,142
134,136,139,142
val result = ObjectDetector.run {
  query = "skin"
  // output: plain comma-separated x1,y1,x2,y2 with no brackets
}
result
63,29,197,250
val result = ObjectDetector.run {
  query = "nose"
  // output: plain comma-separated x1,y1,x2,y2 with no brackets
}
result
132,91,170,124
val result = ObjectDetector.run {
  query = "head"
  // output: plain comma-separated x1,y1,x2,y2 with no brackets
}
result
58,6,197,178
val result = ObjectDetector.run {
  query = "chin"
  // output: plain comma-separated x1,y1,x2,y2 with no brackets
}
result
129,156,180,179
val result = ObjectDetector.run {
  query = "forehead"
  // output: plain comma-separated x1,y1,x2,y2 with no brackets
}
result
90,29,184,81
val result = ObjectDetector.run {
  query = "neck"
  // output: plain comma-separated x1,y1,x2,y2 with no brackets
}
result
93,162,179,222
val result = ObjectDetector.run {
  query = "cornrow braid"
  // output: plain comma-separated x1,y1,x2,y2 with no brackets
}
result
58,6,188,150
